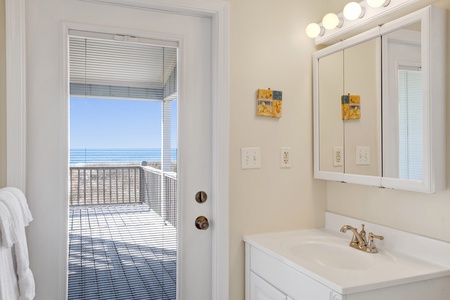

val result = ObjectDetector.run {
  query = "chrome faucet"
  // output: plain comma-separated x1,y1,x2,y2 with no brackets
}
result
340,224,384,253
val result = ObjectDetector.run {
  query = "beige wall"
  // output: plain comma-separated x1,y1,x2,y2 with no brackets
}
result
326,0,450,243
230,0,450,298
229,0,327,299
0,0,5,188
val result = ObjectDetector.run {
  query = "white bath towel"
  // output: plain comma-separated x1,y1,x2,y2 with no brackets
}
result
0,193,20,300
0,243,20,300
0,201,17,248
0,190,35,300
2,187,33,226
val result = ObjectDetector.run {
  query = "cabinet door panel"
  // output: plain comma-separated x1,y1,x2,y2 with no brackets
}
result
250,272,287,300
250,247,332,299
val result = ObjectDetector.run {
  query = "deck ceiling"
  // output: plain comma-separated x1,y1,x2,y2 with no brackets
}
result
69,31,177,100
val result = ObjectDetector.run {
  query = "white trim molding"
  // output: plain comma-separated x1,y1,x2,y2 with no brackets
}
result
5,0,26,191
78,0,227,16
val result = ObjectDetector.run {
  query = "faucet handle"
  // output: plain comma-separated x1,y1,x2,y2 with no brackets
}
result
367,232,384,252
359,224,367,242
369,232,384,241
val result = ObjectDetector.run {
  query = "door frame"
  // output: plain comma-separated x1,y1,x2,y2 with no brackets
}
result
5,0,229,299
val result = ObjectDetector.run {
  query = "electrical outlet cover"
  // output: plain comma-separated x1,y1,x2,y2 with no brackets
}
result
333,147,343,167
280,147,291,168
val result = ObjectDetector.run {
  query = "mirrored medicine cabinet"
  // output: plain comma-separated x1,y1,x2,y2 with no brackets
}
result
313,6,446,193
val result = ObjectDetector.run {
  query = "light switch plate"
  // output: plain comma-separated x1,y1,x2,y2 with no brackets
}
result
356,146,370,165
241,147,261,169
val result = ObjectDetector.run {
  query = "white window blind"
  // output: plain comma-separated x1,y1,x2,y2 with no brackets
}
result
398,67,422,180
69,30,177,101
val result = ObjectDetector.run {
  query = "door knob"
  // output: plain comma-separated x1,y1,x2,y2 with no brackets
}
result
195,216,209,230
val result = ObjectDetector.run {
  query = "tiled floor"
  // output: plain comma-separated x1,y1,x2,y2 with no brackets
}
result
68,204,177,300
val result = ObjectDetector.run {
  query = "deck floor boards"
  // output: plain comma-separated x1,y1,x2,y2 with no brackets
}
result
68,204,176,300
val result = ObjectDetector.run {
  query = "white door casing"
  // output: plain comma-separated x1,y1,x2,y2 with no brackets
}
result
6,0,229,299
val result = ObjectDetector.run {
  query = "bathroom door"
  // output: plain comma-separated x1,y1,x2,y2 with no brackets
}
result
24,0,217,299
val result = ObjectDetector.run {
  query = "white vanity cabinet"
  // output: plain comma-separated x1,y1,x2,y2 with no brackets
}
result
245,244,342,300
245,213,450,300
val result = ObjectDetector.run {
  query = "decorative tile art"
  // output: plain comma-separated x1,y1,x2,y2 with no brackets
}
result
257,88,283,118
341,94,361,120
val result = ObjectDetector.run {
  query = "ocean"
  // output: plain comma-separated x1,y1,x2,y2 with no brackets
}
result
70,148,177,164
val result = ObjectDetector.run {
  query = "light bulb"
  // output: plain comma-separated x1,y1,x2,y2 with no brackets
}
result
343,2,365,21
322,13,344,30
366,0,391,8
305,23,324,38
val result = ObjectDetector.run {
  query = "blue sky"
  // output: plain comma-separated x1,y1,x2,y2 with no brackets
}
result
70,97,177,149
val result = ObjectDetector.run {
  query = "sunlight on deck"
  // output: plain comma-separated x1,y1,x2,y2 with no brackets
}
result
68,204,176,300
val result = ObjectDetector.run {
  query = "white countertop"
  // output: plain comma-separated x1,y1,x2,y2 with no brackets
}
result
244,213,450,294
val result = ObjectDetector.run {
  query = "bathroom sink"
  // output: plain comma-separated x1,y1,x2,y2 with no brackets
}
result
279,232,398,273
245,229,450,294
286,240,372,271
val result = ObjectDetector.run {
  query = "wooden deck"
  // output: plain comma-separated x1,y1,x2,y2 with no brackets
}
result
68,204,177,300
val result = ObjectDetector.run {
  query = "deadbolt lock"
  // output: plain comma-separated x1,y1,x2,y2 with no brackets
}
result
195,191,208,203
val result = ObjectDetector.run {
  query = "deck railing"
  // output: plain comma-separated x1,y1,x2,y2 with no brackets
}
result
69,164,177,227
70,165,142,205
141,167,177,228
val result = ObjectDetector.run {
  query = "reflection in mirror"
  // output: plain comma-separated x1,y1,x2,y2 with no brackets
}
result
343,38,381,176
382,22,422,180
318,51,344,173
317,38,380,176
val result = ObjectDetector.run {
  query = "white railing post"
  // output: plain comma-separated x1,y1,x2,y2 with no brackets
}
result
161,100,172,222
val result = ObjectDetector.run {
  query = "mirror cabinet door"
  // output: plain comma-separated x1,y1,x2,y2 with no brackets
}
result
318,51,344,173
382,21,422,180
314,6,445,192
317,37,381,176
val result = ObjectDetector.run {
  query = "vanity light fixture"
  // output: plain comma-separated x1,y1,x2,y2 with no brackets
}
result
343,2,366,21
306,0,438,44
322,13,344,30
366,0,391,8
305,23,325,38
